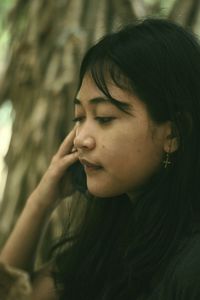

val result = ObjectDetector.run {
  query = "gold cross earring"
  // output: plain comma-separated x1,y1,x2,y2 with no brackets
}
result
163,152,171,168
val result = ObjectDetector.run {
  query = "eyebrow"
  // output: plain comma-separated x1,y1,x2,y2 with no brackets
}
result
73,97,133,114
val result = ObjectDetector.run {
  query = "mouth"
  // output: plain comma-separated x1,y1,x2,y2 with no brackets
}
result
79,159,103,172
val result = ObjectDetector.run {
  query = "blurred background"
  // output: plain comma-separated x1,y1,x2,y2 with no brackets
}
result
0,0,200,265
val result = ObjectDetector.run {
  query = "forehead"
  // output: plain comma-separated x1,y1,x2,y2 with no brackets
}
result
77,75,106,100
77,75,136,106
75,75,138,115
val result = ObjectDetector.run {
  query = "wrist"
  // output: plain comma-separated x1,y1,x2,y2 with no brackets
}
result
26,192,54,219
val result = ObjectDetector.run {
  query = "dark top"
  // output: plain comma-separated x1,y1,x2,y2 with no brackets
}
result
143,228,200,300
50,224,200,299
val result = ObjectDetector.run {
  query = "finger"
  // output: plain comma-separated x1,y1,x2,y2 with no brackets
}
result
57,127,77,157
49,151,79,180
57,152,79,179
62,151,79,169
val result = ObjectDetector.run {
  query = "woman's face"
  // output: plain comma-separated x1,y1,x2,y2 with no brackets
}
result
73,74,170,198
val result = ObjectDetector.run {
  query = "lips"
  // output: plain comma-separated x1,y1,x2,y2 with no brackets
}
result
79,159,102,169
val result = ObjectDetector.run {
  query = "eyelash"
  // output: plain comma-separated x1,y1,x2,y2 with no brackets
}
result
72,116,116,125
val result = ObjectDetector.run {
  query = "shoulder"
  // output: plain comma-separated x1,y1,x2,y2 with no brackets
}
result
30,262,58,300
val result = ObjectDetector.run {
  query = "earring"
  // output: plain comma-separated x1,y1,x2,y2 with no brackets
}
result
163,152,172,168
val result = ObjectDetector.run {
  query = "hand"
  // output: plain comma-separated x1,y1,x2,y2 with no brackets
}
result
28,127,79,211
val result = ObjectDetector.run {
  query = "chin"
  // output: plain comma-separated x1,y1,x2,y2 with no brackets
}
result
87,187,123,198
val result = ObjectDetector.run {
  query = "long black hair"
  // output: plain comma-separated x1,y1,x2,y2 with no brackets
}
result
52,18,200,299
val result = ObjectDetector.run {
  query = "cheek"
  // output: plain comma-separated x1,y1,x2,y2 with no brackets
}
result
101,132,161,174
102,133,144,157
100,138,136,172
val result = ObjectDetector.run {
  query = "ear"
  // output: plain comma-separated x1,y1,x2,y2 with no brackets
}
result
163,121,179,153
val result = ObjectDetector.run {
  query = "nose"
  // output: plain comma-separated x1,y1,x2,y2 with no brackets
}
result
73,126,96,151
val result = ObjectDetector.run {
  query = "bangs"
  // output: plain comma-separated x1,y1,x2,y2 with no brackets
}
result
79,54,133,101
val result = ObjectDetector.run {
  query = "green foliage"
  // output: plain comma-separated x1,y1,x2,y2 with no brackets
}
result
0,0,14,30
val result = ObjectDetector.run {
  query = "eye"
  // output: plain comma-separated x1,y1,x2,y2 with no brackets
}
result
72,116,85,123
95,117,116,124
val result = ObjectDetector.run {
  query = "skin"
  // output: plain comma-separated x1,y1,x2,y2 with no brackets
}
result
73,74,173,198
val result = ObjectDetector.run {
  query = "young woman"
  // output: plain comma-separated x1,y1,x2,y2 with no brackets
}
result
1,18,200,299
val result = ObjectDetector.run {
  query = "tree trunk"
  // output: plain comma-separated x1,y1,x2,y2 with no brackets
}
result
168,0,200,28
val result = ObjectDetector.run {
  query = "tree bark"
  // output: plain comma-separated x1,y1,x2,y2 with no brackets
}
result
168,0,200,28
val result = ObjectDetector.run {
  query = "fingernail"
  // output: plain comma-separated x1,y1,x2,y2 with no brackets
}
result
71,147,77,153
